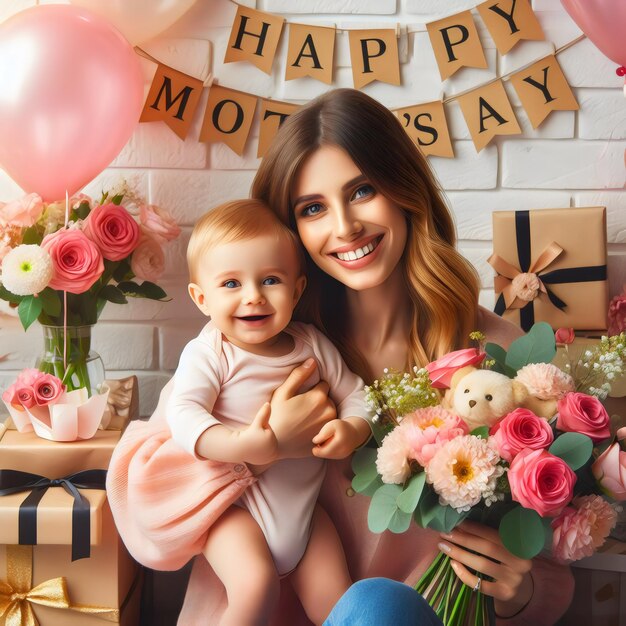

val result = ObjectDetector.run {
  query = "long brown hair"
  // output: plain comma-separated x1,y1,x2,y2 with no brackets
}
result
251,88,479,382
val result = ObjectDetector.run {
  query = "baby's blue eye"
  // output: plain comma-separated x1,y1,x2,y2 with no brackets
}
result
301,203,323,218
262,277,280,285
223,280,240,289
352,184,374,201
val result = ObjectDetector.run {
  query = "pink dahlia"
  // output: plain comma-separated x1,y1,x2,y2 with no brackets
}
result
425,435,504,512
515,363,575,401
376,428,412,484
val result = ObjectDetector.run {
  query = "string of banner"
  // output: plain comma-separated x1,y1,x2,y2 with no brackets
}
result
137,0,584,159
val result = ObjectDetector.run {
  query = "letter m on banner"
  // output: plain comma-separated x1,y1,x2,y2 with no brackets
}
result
140,64,204,139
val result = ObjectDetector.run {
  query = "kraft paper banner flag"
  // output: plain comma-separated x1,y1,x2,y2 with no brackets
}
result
348,29,401,89
285,23,335,84
200,85,258,155
140,64,204,140
476,0,544,55
427,11,488,81
224,5,285,75
258,100,300,157
509,55,579,129
456,79,521,151
395,101,454,158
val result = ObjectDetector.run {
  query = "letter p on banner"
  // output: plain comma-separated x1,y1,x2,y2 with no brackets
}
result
348,29,401,89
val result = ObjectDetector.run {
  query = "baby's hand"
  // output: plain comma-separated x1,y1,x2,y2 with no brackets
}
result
237,402,278,465
312,418,364,460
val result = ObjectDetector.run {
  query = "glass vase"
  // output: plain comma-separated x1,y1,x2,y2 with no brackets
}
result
37,325,105,397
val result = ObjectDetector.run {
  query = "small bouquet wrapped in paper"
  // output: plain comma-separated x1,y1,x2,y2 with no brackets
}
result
1,368,109,441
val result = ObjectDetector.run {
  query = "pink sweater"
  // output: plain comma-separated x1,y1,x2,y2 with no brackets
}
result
106,308,574,625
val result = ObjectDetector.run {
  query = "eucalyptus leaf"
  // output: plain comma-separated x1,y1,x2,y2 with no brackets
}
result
397,472,426,514
425,504,468,534
38,288,61,317
387,508,413,534
549,432,593,471
18,296,42,330
351,448,382,495
499,506,545,559
485,341,507,374
368,483,403,533
505,322,556,373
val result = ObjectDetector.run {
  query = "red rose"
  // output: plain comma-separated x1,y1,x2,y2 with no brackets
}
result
554,328,575,345
556,392,611,442
425,348,486,389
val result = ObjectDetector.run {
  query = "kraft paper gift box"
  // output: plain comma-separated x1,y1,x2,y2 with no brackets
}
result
489,207,608,332
0,487,141,626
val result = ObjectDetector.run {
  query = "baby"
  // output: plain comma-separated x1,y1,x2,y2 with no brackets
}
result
166,199,373,626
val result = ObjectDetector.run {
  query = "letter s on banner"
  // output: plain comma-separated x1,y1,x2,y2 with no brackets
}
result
394,101,455,158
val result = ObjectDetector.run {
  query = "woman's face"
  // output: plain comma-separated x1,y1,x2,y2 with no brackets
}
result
291,145,408,291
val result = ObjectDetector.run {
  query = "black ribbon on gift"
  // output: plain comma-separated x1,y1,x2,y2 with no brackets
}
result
493,210,607,331
0,468,107,561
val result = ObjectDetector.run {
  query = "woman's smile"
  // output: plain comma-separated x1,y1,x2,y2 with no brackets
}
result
329,234,384,267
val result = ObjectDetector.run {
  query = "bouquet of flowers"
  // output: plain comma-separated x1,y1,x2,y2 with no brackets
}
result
0,187,180,392
352,323,626,626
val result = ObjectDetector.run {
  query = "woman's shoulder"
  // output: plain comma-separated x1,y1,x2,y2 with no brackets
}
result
476,306,524,349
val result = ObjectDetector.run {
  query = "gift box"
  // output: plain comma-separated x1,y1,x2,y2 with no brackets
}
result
0,487,141,626
489,207,608,331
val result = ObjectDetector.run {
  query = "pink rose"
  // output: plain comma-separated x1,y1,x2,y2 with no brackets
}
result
2,383,24,410
608,293,626,337
130,235,165,282
33,373,65,406
84,202,140,261
41,229,104,294
557,392,611,443
592,436,626,501
511,272,541,302
139,204,180,244
554,327,575,345
508,448,577,517
14,386,36,409
0,193,44,227
17,368,44,386
490,408,554,462
425,348,486,389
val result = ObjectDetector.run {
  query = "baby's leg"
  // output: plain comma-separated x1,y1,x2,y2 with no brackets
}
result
289,504,352,626
202,506,279,626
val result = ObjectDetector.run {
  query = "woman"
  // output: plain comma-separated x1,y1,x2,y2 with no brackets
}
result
107,89,573,625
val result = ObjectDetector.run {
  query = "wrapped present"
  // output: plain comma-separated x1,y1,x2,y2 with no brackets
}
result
0,487,141,626
489,207,608,331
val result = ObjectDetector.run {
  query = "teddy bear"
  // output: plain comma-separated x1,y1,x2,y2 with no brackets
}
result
447,366,529,431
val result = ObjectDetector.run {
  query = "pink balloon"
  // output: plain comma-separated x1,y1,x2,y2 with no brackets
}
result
561,0,626,68
0,5,144,201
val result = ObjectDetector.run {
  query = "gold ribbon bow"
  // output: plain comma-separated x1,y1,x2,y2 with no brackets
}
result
488,242,563,311
0,545,119,626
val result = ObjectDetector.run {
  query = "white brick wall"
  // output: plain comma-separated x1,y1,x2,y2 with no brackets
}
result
1,0,624,415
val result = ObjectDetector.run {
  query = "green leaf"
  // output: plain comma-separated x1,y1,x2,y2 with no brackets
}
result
499,506,546,559
505,322,556,373
549,432,593,471
0,284,23,304
351,448,382,495
397,472,426,514
18,296,42,330
38,288,61,317
138,281,169,301
112,260,132,283
116,281,141,297
111,194,124,206
367,483,403,533
485,341,507,374
414,489,440,527
100,285,128,304
425,504,468,534
71,200,91,221
21,225,42,245
470,426,489,440
387,508,413,534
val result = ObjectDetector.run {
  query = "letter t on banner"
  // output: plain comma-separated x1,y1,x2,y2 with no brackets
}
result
258,100,300,158
476,0,544,55
348,29,401,89
286,23,335,84
200,85,257,155
224,5,285,74
427,11,488,80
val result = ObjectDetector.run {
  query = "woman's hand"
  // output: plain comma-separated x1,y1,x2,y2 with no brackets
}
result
269,358,337,459
437,520,534,618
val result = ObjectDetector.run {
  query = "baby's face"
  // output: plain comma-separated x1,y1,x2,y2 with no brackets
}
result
189,234,305,350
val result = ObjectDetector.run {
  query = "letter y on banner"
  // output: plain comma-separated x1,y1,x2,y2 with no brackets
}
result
140,64,204,139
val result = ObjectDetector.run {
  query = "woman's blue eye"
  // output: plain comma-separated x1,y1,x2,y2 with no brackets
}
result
352,184,374,201
262,276,280,286
301,203,323,217
223,280,240,288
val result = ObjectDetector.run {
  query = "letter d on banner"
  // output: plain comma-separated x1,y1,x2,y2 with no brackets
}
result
200,85,257,156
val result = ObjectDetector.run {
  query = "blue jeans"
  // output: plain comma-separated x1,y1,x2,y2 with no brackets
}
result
324,578,443,626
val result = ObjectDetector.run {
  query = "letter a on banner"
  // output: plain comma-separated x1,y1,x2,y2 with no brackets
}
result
140,64,204,139
286,23,335,84
457,80,521,152
427,11,488,81
200,85,257,155
348,29,401,89
394,101,454,158
224,5,285,75
258,100,300,158
476,0,544,55
509,55,578,128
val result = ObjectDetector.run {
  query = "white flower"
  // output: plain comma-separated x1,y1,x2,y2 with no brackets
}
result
1,244,53,295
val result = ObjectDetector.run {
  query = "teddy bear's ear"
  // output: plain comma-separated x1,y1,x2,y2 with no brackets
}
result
511,380,528,404
450,366,476,391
